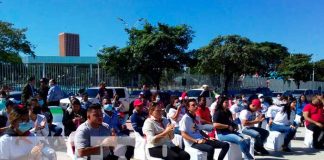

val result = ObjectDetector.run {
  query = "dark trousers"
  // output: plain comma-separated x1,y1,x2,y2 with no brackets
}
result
191,140,229,160
47,101,60,106
149,146,190,160
307,123,324,148
48,124,63,136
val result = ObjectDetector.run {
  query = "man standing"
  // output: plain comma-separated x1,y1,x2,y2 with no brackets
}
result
38,78,49,104
21,76,36,104
47,79,63,106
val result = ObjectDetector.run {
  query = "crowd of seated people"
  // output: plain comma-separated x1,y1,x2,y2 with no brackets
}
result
1,79,324,160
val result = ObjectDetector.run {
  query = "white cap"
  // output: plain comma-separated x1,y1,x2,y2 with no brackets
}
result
258,94,264,98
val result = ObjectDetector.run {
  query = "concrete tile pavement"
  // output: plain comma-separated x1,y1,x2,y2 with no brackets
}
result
55,126,324,160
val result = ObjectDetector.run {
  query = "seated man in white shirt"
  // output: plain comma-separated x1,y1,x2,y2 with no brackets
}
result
29,107,49,136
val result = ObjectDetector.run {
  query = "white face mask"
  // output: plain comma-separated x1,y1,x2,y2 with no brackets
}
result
175,102,181,108
260,98,264,103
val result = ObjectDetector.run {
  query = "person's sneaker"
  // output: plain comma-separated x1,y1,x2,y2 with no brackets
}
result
282,146,292,152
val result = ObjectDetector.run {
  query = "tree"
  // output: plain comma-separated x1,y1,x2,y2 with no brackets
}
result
98,22,194,89
278,54,312,89
0,21,34,63
97,46,133,86
314,59,324,81
255,42,289,76
195,35,260,93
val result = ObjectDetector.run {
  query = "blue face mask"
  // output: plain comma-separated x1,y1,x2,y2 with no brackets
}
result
18,122,33,133
38,100,44,106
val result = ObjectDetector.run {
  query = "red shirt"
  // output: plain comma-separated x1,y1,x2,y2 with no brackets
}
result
196,106,212,123
303,103,324,126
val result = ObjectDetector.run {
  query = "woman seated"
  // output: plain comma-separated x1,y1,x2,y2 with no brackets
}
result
0,106,37,159
303,96,324,149
213,96,254,159
167,96,186,134
179,99,229,160
269,97,297,152
143,102,190,160
63,98,86,136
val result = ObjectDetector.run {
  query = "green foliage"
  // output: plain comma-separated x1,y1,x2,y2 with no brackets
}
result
0,21,34,63
255,42,289,76
278,54,312,88
98,23,194,89
195,35,259,92
314,59,324,81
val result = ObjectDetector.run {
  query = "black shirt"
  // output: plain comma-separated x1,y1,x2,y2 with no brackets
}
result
212,109,233,134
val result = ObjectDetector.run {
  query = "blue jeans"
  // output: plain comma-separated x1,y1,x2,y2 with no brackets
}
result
48,124,63,136
217,132,253,159
242,127,269,148
270,123,297,147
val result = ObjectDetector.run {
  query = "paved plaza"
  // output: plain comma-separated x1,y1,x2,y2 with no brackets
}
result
55,126,324,160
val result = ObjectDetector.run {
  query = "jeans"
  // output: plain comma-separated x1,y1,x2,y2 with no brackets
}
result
307,123,324,148
148,146,190,160
270,123,297,147
48,124,63,136
201,124,214,132
191,139,229,160
217,132,253,159
242,127,269,148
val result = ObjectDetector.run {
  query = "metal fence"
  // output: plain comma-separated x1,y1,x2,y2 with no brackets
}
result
1,63,324,93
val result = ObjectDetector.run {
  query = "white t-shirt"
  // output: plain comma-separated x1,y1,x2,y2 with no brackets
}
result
266,105,282,119
167,107,185,127
239,109,257,128
30,114,49,136
230,103,244,119
179,113,204,146
273,110,296,126
209,101,217,117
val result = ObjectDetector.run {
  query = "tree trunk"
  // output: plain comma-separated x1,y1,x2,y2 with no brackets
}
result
296,80,300,89
223,74,232,95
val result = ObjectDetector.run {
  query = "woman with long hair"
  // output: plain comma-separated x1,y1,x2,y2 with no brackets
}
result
213,96,254,159
269,97,297,152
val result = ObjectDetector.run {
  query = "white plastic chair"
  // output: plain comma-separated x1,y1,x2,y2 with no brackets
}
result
133,132,147,160
265,131,290,151
304,125,324,148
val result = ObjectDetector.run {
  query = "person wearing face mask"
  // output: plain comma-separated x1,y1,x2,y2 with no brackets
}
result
229,95,245,125
143,102,190,160
240,99,270,155
0,106,40,159
47,79,63,106
167,96,186,134
257,94,269,128
269,98,297,152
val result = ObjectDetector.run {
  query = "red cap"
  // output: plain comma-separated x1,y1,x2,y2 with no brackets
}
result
251,99,261,108
181,92,188,100
134,99,143,106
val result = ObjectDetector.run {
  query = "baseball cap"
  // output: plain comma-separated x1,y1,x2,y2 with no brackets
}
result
258,94,264,98
134,99,143,106
251,99,261,108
